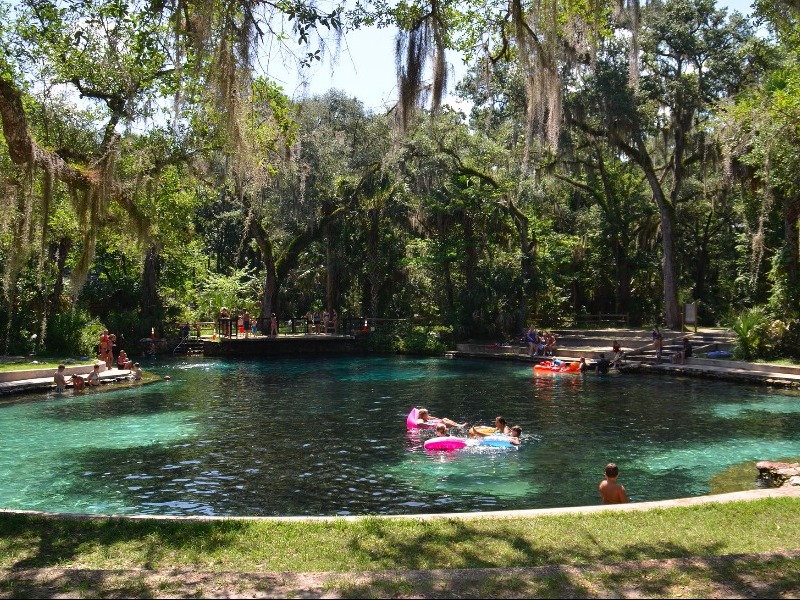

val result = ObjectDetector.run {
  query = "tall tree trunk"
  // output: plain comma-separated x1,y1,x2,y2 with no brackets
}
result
140,245,160,335
631,137,681,329
48,237,71,314
507,195,537,329
367,208,380,317
784,195,800,311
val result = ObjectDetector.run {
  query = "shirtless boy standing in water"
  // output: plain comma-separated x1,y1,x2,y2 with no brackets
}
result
599,463,629,504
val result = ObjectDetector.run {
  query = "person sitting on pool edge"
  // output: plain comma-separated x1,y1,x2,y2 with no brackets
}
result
87,364,101,386
416,408,466,428
599,462,628,504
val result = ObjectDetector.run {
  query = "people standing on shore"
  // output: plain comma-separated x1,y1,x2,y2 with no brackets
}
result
652,327,663,362
241,310,250,338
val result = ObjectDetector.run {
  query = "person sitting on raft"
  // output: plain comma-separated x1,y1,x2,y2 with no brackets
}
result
470,416,512,437
417,408,466,428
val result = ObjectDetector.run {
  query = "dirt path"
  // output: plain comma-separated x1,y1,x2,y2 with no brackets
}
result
2,550,799,599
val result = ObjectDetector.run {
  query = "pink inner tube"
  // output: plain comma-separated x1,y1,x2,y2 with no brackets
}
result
406,408,419,429
424,436,467,451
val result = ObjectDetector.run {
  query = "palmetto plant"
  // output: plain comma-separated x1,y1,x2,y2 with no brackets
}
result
731,307,769,361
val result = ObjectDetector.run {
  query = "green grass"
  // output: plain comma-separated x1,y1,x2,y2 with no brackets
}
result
0,359,96,372
0,498,798,573
0,499,798,597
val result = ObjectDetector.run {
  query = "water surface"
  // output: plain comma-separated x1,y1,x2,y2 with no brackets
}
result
0,355,797,516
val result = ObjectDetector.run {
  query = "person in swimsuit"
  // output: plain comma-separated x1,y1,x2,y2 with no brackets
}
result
599,462,629,504
54,365,67,393
417,408,466,428
470,416,512,438
87,364,101,386
243,310,251,338
71,375,85,391
494,416,511,434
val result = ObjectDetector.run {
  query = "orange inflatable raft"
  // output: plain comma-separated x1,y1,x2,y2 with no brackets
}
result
533,360,581,374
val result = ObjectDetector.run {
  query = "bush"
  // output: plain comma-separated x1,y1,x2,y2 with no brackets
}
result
366,323,450,356
45,309,105,357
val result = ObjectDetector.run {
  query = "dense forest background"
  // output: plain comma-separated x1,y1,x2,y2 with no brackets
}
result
0,0,798,359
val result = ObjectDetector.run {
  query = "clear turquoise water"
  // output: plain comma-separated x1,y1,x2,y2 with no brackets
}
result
0,355,798,517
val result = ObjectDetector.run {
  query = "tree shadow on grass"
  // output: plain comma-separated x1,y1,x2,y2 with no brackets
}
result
1,509,799,598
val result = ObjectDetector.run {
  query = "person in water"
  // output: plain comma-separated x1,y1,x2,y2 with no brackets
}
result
599,462,629,504
508,425,522,446
494,416,511,434
417,408,466,428
87,364,101,386
595,353,611,375
54,365,67,393
434,423,448,436
469,415,512,438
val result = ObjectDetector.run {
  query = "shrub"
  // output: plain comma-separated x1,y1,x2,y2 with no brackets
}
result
45,309,105,357
730,307,772,361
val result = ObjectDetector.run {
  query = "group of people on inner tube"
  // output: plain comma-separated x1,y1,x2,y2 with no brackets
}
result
417,409,522,446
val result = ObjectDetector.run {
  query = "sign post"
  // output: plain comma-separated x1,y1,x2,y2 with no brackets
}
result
684,302,697,333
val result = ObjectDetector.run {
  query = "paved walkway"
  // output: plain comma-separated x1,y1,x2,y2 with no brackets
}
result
0,367,134,396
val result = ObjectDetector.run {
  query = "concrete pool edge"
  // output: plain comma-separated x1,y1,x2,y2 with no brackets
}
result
1,485,798,523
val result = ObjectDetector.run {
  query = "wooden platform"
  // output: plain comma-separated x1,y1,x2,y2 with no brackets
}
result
202,333,361,357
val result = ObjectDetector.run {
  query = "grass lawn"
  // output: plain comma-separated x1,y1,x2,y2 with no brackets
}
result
0,497,798,597
0,359,96,372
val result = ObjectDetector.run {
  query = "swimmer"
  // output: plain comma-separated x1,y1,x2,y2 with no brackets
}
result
54,365,67,393
494,416,512,435
87,364,101,386
508,425,522,446
71,374,85,392
417,408,466,428
470,416,512,438
434,423,448,436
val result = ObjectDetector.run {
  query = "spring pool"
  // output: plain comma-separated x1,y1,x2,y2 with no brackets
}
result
0,355,798,517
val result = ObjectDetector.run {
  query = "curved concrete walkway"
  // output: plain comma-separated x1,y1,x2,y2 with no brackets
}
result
1,482,797,524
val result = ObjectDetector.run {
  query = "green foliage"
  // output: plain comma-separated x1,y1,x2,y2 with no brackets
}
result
365,323,450,355
45,308,104,357
771,319,800,360
195,267,260,318
730,306,770,360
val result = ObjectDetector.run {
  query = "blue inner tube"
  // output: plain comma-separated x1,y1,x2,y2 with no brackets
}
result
479,435,516,448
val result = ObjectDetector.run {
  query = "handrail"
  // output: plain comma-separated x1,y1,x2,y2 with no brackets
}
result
172,333,190,354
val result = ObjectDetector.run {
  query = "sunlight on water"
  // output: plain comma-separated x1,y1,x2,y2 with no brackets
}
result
710,396,800,418
636,438,800,493
0,394,196,513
